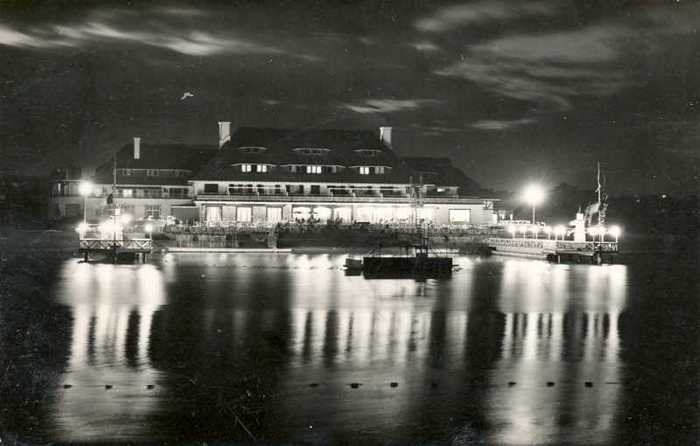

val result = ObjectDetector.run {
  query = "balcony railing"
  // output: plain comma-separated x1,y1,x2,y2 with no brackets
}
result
195,193,483,204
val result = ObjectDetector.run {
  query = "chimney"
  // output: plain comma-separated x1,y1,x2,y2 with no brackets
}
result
379,126,392,148
133,137,141,159
218,121,231,148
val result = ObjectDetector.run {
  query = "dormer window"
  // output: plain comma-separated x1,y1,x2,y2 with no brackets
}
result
294,147,331,156
256,164,267,173
306,165,322,174
237,146,268,153
358,166,386,175
241,164,252,173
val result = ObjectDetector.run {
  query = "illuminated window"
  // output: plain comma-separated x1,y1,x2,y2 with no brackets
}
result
122,189,133,198
376,166,385,174
241,164,252,173
267,208,282,223
416,207,434,221
306,165,322,174
236,207,252,222
145,204,161,219
359,166,370,175
449,209,470,223
256,164,267,173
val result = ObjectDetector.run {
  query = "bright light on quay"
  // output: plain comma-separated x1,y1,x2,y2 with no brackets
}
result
78,181,93,196
523,184,545,206
609,225,621,239
554,225,566,239
522,183,545,224
99,221,117,234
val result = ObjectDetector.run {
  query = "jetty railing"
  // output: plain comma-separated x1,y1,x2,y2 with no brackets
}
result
487,237,618,253
79,238,153,251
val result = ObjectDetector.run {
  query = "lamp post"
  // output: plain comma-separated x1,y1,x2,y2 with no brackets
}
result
145,223,153,240
508,225,516,239
78,181,93,225
523,184,545,225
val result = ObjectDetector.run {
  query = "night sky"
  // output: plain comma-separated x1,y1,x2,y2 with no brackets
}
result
1,0,699,195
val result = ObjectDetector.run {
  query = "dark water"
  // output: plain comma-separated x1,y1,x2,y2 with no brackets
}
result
1,244,699,445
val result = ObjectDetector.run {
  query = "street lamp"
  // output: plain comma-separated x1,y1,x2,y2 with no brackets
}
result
78,181,93,225
609,225,621,243
507,225,516,239
523,183,545,225
518,225,527,238
588,226,599,241
554,225,566,241
75,222,88,236
145,223,153,239
529,225,539,239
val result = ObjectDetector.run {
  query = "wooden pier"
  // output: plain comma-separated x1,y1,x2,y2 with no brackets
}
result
487,238,619,264
79,238,153,262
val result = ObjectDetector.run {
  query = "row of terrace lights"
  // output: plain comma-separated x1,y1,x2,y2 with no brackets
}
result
76,180,153,239
590,225,621,243
507,224,621,242
77,219,153,239
507,225,567,240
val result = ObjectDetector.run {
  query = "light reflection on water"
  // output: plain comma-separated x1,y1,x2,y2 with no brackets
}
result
9,252,697,443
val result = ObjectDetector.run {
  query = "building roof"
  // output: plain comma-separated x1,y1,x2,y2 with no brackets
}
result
88,128,486,195
93,143,216,185
193,127,414,182
402,157,485,196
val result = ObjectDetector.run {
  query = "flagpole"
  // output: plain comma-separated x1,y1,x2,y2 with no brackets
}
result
112,153,117,253
595,162,600,203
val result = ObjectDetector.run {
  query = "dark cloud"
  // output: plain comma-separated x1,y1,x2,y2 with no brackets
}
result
0,0,698,194
414,1,557,32
0,8,288,56
471,118,536,131
435,24,632,111
341,99,443,114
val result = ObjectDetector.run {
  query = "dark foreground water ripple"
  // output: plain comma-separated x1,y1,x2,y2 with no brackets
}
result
1,243,699,444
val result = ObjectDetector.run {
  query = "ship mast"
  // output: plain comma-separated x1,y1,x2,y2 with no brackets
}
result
596,162,607,225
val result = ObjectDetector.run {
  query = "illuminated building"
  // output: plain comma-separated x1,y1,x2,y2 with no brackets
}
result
49,124,497,225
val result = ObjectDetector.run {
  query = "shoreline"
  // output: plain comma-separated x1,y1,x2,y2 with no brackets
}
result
1,227,693,260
